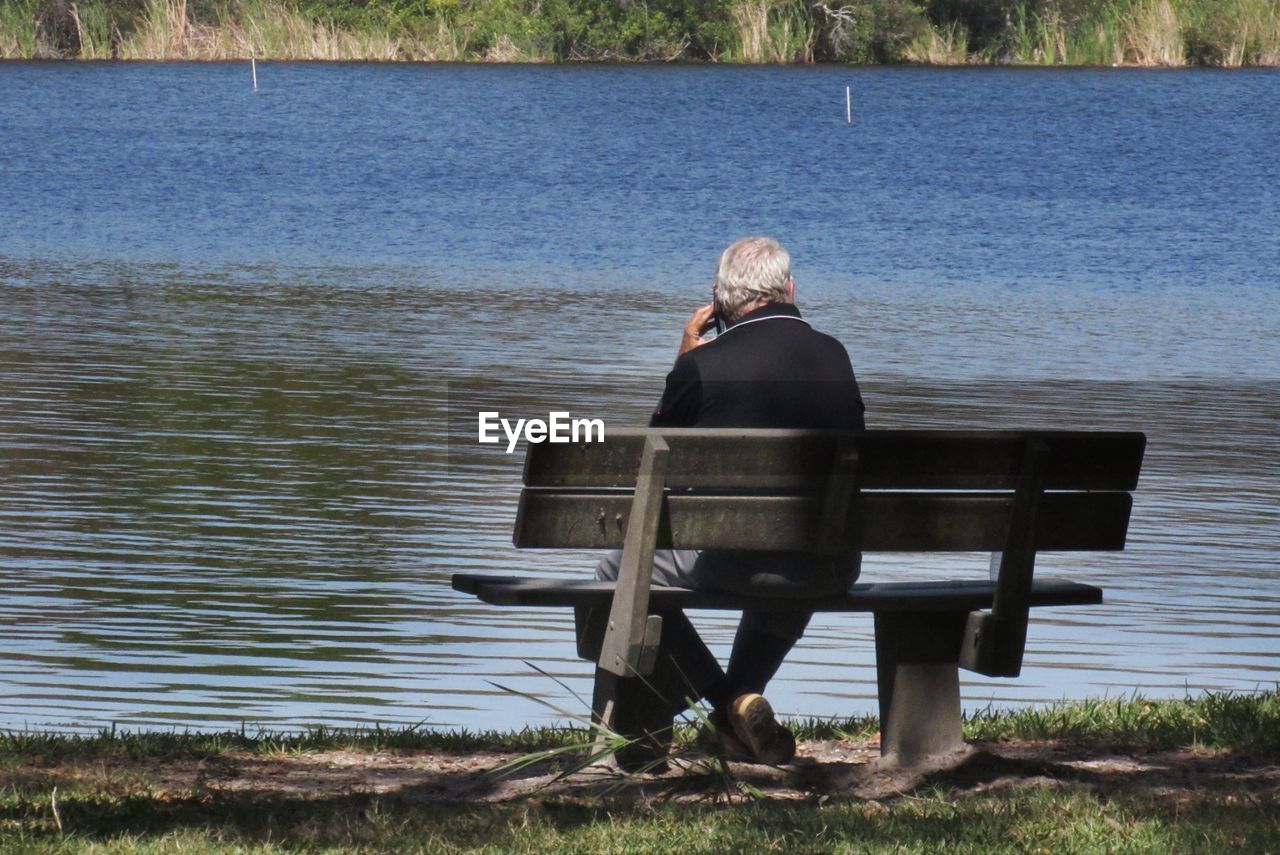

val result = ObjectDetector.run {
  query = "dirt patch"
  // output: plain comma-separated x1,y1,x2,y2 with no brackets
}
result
12,739,1278,807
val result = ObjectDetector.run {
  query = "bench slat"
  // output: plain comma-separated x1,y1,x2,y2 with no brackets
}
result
515,490,1133,551
451,574,1103,612
523,429,1146,492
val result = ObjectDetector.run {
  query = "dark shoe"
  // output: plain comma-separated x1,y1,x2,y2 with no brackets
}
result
729,693,796,765
609,722,673,774
613,736,670,774
695,720,755,762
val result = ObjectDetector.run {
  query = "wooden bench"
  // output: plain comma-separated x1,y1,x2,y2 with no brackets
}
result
453,428,1145,766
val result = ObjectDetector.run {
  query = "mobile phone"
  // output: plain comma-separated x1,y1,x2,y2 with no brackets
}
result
713,310,724,336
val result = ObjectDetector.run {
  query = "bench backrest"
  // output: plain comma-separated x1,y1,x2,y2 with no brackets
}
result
516,429,1145,553
515,428,1145,680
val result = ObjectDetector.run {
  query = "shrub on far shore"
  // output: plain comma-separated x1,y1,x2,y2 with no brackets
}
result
2,0,1278,64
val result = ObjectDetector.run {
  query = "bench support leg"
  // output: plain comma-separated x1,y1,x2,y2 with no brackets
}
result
874,611,968,764
590,668,674,773
577,604,725,773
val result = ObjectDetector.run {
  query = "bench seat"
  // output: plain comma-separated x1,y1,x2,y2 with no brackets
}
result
452,573,1102,612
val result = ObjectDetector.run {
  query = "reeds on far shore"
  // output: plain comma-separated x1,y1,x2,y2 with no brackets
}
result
0,0,39,58
728,0,815,63
1,0,1278,64
1190,0,1280,66
901,0,1280,67
1,0,505,61
1122,0,1186,66
904,20,970,65
116,0,474,61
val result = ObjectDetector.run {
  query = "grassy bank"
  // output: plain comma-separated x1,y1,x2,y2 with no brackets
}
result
4,0,1279,64
3,784,1276,853
4,688,1278,761
1,690,1277,853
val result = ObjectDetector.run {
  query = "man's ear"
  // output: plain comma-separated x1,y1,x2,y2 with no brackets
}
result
786,278,796,302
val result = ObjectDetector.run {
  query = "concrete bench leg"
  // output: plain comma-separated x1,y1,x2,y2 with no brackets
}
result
874,611,969,764
578,606,671,770
590,667,674,773
575,604,727,772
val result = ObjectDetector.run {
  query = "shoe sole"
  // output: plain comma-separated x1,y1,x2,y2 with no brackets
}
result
729,693,796,765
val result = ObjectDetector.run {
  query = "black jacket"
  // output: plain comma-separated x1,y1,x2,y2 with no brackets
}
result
650,302,865,430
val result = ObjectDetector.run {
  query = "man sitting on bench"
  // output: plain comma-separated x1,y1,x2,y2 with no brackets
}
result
595,236,867,764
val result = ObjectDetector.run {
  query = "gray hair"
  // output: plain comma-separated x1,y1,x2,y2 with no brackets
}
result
713,236,792,322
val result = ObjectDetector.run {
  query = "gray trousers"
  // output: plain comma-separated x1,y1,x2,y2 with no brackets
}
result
594,549,860,712
595,549,860,641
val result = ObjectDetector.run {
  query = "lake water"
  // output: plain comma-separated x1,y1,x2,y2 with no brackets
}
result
1,62,1277,733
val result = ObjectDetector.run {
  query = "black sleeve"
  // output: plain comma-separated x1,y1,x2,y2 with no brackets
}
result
649,354,702,427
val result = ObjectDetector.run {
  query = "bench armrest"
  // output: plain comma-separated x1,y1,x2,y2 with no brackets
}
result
960,438,1047,677
597,434,669,677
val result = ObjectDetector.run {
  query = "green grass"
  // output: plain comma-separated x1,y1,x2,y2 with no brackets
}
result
0,721,593,764
0,772,1276,853
964,689,1280,752
795,687,1280,753
3,687,1276,764
0,690,1277,853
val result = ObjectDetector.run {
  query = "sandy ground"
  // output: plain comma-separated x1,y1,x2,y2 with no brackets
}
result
16,738,1280,806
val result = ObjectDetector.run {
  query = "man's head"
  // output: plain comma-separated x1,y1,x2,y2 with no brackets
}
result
712,236,794,323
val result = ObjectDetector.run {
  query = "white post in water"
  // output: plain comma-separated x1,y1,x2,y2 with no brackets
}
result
252,56,258,91
846,85,852,123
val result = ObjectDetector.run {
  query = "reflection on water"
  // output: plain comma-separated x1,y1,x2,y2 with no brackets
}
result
1,271,1277,731
2,62,1277,730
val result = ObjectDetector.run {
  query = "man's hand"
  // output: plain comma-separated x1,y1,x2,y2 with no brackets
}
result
679,304,718,355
